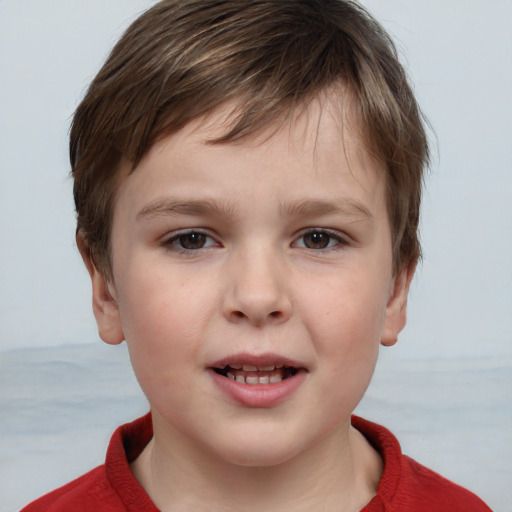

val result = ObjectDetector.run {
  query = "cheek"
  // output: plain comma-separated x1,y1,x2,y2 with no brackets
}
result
303,273,389,352
116,254,214,335
114,265,215,388
311,281,386,406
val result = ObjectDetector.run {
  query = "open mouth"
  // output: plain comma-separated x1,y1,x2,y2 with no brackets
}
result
213,364,299,385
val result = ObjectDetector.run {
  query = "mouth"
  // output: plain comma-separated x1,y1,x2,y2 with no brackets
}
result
213,364,299,385
209,355,307,406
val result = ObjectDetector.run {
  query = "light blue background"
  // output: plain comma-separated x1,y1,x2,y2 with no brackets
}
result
0,1,510,511
0,0,510,359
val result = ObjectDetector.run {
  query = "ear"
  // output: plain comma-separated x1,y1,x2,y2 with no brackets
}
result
381,263,416,347
76,234,125,345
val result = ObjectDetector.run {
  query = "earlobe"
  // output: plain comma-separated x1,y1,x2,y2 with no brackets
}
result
381,263,416,347
76,234,125,345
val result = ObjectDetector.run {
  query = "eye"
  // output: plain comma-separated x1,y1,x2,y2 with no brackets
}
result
165,230,218,251
293,229,346,250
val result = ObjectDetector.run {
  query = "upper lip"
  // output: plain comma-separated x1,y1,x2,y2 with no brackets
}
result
209,352,307,371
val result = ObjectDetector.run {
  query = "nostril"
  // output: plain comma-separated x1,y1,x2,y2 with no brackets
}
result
230,309,282,321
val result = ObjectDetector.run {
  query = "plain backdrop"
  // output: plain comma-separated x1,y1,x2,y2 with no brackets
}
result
0,1,511,511
0,0,510,359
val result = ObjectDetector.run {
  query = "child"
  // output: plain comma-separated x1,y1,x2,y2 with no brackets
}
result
22,1,491,510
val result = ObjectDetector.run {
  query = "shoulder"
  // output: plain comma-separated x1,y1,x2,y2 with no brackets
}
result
394,455,492,511
21,414,156,512
352,416,492,512
20,465,125,512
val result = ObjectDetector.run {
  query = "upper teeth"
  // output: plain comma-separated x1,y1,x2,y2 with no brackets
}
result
235,364,283,371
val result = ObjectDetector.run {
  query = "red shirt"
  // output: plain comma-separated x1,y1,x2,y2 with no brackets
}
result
21,414,491,511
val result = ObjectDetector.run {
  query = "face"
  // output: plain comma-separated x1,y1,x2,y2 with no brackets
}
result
85,98,412,469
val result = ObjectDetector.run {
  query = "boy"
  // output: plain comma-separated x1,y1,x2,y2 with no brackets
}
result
22,0,491,510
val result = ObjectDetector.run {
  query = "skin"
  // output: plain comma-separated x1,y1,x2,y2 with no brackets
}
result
79,97,414,511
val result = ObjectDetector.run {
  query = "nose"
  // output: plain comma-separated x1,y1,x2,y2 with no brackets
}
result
223,248,292,327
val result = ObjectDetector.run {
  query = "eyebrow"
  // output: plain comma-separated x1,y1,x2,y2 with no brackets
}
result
136,197,373,224
279,199,374,224
136,198,238,220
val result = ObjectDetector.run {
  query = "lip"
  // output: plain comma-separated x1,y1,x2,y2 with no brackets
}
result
208,352,308,408
209,352,305,370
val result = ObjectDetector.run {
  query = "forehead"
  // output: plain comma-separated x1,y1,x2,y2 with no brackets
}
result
145,91,377,176
113,93,388,225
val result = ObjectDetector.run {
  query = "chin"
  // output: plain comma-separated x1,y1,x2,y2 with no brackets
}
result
208,424,310,468
219,444,300,468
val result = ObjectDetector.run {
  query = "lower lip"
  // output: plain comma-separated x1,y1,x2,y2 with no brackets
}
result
209,369,307,408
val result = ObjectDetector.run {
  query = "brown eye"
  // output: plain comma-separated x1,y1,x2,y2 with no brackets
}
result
177,232,208,250
165,230,219,253
294,230,346,251
302,232,332,249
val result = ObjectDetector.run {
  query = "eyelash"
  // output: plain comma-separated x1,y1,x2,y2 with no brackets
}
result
162,228,349,253
163,229,219,254
293,229,349,251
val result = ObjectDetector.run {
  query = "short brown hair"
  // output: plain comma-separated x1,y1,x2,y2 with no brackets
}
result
71,0,429,276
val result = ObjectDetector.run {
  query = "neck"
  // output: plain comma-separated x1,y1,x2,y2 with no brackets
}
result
131,414,382,512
